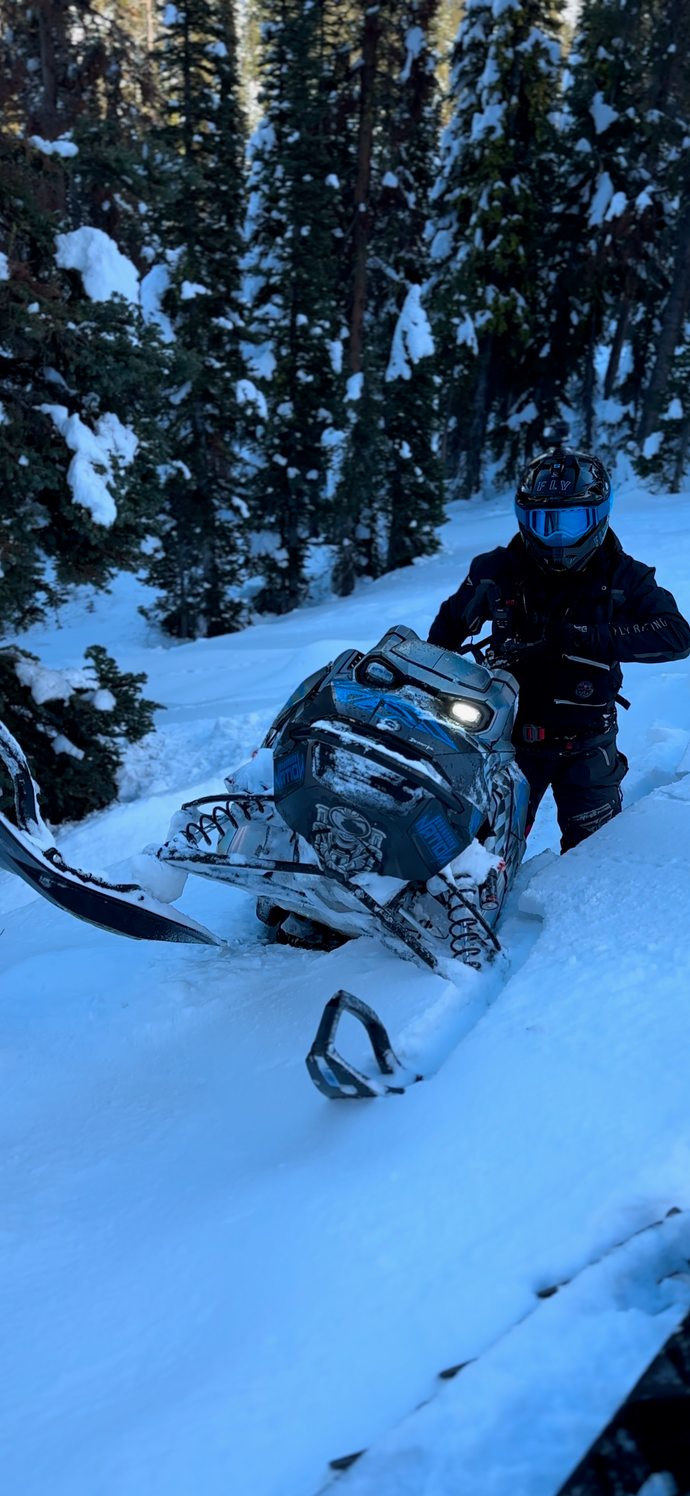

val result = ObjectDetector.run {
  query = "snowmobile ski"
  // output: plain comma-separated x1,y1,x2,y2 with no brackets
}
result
305,989,422,1100
0,723,221,946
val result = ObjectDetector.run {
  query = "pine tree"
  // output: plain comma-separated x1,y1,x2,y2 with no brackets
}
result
0,644,159,826
0,3,168,823
332,0,444,595
430,0,564,495
143,0,249,639
241,0,347,615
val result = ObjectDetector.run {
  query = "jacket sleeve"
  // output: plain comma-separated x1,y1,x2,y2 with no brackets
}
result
586,566,690,664
427,562,495,649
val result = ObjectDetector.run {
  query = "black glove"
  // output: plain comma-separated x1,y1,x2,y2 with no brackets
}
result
499,623,594,662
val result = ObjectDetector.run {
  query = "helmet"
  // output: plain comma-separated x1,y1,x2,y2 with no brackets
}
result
515,424,612,571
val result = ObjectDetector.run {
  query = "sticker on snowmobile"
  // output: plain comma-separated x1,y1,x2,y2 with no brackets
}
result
274,749,306,790
332,680,457,749
312,804,385,877
412,809,461,866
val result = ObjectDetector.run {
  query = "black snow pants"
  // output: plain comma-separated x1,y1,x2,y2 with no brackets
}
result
515,730,628,854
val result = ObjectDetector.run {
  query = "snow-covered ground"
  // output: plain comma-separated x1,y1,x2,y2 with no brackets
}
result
2,480,690,1496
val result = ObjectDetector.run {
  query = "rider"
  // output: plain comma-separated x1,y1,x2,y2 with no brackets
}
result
428,425,690,852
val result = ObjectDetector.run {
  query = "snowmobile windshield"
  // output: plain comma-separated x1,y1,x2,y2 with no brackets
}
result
516,497,611,545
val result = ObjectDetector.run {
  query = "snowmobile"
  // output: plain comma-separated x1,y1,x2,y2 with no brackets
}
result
0,626,530,1099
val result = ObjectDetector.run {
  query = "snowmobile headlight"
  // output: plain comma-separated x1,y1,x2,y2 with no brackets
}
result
449,699,484,727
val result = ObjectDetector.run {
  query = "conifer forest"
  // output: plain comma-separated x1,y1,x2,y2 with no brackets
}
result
1,0,689,818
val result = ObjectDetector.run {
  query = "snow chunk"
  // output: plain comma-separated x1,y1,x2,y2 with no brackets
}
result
51,734,85,760
588,172,614,227
400,26,424,83
327,338,343,374
206,40,227,58
346,372,363,402
642,431,663,459
471,102,506,141
91,688,116,711
55,227,139,304
131,851,188,904
636,188,654,212
40,404,138,527
163,3,178,22
325,173,340,189
0,253,9,280
181,280,210,300
430,229,453,261
140,264,175,343
492,0,519,12
225,747,274,796
241,342,276,382
590,92,619,134
30,133,78,158
386,286,434,381
507,400,538,430
456,314,478,354
236,378,268,418
605,191,627,221
381,171,399,189
665,398,683,421
448,839,502,884
15,659,86,705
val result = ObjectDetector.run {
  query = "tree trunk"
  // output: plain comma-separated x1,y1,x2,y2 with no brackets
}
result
349,3,380,374
582,319,596,448
462,335,493,499
672,411,690,492
639,201,690,443
604,279,636,398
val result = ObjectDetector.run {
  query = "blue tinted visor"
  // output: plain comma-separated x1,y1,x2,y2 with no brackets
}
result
516,496,611,545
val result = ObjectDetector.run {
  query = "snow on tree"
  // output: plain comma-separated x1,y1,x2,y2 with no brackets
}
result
240,0,347,616
429,0,564,495
143,0,250,640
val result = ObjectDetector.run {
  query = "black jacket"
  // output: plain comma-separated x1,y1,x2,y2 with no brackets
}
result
428,530,690,736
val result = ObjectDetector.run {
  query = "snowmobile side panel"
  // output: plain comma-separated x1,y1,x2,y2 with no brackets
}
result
0,813,222,945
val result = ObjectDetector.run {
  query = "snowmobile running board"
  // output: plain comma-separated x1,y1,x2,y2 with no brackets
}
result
0,722,221,946
306,989,422,1100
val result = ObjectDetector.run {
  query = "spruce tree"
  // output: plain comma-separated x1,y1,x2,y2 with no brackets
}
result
333,0,444,594
144,0,249,639
430,0,564,494
241,0,347,615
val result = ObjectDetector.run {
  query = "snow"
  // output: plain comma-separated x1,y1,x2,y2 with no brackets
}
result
55,226,139,304
643,430,663,459
588,170,614,227
3,481,690,1494
400,26,424,84
14,658,92,705
386,285,434,381
0,251,9,280
40,406,138,526
30,133,79,158
346,372,363,401
590,91,619,134
140,264,175,343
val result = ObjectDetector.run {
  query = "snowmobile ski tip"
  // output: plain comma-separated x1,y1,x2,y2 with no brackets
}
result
305,989,422,1100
